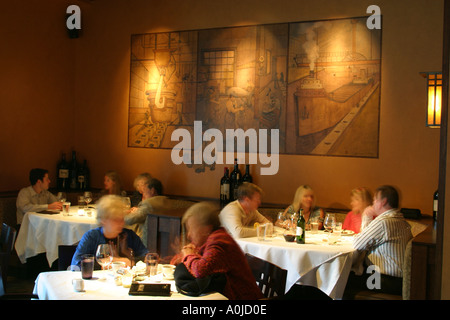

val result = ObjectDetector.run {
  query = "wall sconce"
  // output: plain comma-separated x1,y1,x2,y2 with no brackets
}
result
421,72,442,128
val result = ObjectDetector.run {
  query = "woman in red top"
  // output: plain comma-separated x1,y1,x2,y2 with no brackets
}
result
343,187,373,233
174,202,263,300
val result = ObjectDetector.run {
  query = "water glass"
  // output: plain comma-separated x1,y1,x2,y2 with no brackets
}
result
145,253,159,276
256,224,266,241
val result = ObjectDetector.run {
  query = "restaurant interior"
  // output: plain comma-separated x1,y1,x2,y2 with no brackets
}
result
1,0,450,301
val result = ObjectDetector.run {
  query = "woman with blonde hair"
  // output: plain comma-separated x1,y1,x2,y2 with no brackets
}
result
102,170,126,196
342,187,373,233
278,185,325,230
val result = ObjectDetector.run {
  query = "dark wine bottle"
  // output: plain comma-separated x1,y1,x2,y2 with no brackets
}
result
77,160,89,191
433,189,438,221
220,167,231,208
57,153,69,191
296,209,306,244
230,159,241,201
69,151,78,190
242,164,253,183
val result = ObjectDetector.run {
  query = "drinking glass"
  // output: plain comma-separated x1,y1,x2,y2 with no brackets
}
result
78,195,86,208
145,253,159,276
123,197,131,209
84,191,93,207
96,244,112,270
56,192,66,203
324,213,336,233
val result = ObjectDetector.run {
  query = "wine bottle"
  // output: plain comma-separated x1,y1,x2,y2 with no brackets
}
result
230,159,241,201
77,160,89,191
242,164,253,183
433,189,438,221
69,151,78,190
296,209,305,244
220,167,231,208
57,153,69,191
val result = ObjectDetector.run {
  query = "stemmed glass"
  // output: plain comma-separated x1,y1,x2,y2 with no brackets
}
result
324,213,336,233
84,192,93,207
56,192,66,203
56,192,66,211
123,197,131,209
96,244,113,270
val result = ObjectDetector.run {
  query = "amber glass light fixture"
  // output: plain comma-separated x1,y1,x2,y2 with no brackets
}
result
421,72,442,128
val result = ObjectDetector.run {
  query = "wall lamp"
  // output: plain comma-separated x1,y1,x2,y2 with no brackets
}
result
421,72,442,128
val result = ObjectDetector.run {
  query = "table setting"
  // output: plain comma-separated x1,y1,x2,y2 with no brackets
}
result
237,213,358,299
14,197,99,266
33,247,227,300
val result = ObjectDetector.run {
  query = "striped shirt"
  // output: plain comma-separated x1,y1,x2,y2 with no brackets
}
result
352,209,412,277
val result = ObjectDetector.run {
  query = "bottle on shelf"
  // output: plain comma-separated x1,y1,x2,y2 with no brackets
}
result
69,151,78,190
242,164,253,183
57,153,69,191
220,167,231,208
230,158,241,201
77,159,90,191
296,209,306,244
433,189,438,221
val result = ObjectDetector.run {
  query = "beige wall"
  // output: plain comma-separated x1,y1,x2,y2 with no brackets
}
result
0,0,443,216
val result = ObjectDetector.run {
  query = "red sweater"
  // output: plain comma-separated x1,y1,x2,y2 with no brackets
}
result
182,228,263,300
342,211,362,233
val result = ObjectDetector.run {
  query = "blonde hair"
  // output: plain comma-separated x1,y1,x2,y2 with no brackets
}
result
105,171,122,195
133,172,152,190
96,195,127,224
351,187,373,210
292,185,316,212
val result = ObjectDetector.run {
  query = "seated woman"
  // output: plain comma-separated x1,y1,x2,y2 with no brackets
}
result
342,187,373,233
130,172,152,207
276,185,325,230
101,171,127,197
124,178,167,243
172,202,263,300
71,195,148,269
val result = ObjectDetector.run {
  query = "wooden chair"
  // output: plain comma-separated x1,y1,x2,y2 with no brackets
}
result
245,253,287,298
57,245,78,271
0,223,17,291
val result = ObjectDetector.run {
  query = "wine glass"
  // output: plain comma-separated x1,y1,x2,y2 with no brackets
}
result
84,191,93,207
324,213,336,233
123,197,131,209
96,244,112,270
56,192,66,203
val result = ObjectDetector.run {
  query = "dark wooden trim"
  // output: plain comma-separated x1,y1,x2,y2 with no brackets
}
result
436,0,450,300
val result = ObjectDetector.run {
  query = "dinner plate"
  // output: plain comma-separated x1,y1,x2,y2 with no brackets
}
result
341,230,355,236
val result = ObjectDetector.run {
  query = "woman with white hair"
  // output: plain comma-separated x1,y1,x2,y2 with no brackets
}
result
71,195,148,269
172,201,263,300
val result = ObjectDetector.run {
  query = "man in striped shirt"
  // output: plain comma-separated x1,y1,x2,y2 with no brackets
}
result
351,185,412,295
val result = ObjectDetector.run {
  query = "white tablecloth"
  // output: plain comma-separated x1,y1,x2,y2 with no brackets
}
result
33,270,228,300
236,231,357,299
15,207,98,266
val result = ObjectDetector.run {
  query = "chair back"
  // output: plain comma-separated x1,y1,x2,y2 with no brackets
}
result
245,253,287,298
58,245,78,271
0,223,17,291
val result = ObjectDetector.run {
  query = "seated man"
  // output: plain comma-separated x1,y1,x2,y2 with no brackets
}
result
16,168,63,226
350,185,413,295
124,178,168,244
219,182,270,238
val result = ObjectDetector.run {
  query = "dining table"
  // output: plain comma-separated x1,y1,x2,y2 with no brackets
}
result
33,268,228,300
236,229,359,299
15,206,98,266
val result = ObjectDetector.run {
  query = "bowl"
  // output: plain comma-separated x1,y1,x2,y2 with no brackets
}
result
283,234,295,242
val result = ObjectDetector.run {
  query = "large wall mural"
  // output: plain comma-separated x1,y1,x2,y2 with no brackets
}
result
128,17,381,159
